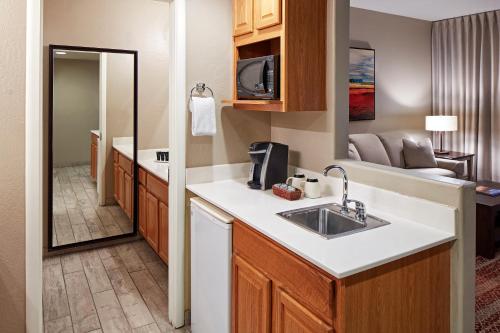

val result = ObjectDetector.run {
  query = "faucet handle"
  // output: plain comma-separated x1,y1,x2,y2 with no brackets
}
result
347,199,367,224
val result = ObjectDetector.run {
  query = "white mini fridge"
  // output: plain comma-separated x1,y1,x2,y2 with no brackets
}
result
190,197,234,333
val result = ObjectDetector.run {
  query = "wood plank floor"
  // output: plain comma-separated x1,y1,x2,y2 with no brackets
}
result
43,240,189,333
53,165,133,247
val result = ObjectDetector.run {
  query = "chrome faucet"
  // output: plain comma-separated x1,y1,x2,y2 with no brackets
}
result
323,165,349,215
323,165,367,224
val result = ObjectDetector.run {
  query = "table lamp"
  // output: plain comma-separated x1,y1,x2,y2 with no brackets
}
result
425,115,458,154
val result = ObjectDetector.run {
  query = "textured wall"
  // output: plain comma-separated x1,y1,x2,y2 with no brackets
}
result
53,59,100,167
186,0,271,168
349,8,432,134
0,0,26,331
44,0,170,149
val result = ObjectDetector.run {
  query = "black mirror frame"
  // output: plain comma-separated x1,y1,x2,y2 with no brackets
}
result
48,44,139,251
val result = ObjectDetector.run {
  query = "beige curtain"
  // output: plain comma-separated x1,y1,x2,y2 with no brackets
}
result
432,10,500,181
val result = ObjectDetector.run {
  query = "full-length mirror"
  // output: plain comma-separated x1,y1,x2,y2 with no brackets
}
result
49,45,138,249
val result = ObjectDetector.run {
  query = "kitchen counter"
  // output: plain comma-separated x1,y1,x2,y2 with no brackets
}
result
112,140,169,183
187,178,455,279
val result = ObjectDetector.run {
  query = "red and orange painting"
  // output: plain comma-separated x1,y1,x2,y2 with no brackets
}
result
349,48,375,121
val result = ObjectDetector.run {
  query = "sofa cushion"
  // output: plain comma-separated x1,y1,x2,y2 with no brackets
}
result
415,168,457,178
349,134,391,166
377,131,431,168
348,143,361,161
402,138,438,168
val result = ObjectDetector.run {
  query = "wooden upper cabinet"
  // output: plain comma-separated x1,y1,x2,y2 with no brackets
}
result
273,287,334,333
234,0,254,36
232,254,272,333
254,0,281,30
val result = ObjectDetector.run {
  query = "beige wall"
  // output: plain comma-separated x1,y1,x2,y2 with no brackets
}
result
104,53,135,203
44,0,169,149
186,0,271,168
0,0,26,331
270,0,350,171
349,8,432,134
53,59,99,167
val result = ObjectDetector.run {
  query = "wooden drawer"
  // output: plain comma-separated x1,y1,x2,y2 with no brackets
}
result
233,220,336,325
118,153,133,175
146,173,168,204
113,149,119,163
91,132,99,145
139,168,147,185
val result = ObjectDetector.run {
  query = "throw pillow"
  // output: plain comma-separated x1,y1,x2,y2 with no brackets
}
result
402,138,438,169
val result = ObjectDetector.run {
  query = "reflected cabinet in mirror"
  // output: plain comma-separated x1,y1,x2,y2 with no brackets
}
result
48,45,138,250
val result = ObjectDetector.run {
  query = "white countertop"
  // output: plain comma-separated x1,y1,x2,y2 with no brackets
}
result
187,178,455,279
112,141,169,183
90,130,100,138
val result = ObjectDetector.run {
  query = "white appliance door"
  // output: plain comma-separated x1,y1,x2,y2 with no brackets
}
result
191,201,232,333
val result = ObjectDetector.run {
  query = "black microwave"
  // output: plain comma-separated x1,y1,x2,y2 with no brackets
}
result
237,55,280,100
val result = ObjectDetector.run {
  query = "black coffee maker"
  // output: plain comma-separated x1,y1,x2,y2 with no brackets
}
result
247,142,288,190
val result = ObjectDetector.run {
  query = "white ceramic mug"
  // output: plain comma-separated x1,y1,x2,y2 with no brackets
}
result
304,178,321,199
286,174,306,190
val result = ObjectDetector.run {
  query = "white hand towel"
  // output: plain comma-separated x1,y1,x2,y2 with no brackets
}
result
189,96,216,136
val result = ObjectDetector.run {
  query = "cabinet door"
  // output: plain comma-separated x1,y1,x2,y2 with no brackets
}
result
254,0,281,30
234,0,253,36
114,164,121,205
233,255,271,333
124,172,133,218
146,192,159,252
138,184,147,236
273,287,334,333
158,201,168,263
90,143,97,181
118,167,125,208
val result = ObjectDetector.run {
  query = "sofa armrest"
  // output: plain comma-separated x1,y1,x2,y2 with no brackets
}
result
436,158,465,177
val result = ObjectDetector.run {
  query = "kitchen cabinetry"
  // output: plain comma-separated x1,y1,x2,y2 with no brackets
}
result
227,0,326,112
138,166,169,264
233,0,253,36
232,220,451,333
90,132,98,181
254,0,281,30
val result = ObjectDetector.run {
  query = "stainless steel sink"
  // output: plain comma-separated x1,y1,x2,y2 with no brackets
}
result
277,203,390,239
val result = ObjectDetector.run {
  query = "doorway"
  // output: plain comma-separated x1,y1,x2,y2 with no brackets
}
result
27,0,187,331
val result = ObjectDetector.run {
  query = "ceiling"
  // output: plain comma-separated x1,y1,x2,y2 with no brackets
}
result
350,0,500,21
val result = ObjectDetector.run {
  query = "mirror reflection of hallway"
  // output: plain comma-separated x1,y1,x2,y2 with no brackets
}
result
50,47,137,249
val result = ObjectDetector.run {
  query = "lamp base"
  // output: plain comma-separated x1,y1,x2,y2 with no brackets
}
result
434,149,450,155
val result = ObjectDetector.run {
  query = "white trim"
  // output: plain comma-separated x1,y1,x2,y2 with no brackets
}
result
97,53,107,206
168,0,187,328
26,0,43,332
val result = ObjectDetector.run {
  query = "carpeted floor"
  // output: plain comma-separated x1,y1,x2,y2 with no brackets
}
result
476,252,500,332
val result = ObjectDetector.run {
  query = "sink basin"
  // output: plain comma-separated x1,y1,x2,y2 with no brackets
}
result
277,203,390,239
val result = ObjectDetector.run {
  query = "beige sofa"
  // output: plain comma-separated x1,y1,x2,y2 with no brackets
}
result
348,131,465,178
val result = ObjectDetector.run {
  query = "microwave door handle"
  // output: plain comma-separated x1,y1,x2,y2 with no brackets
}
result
258,60,267,93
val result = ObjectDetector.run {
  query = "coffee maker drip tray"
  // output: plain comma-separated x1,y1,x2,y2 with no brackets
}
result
247,180,262,190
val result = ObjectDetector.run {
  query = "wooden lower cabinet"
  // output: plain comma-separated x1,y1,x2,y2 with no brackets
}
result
114,162,121,204
90,142,97,181
138,184,147,235
124,172,133,218
232,255,272,333
146,192,159,252
158,202,168,262
273,287,334,333
232,220,451,333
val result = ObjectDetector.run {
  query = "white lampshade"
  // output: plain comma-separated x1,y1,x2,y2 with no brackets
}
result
425,116,457,132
